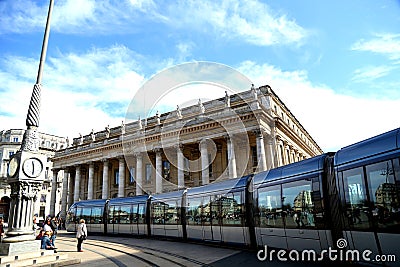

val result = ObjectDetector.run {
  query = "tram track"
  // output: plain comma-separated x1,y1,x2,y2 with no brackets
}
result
59,236,212,267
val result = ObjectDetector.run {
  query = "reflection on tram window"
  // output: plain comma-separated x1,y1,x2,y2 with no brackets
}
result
138,204,146,224
366,159,400,232
342,167,370,230
258,185,284,228
151,200,180,225
202,197,211,226
223,192,243,226
209,193,244,226
152,202,166,224
187,197,202,225
119,205,131,224
282,179,316,229
165,200,180,225
91,207,103,224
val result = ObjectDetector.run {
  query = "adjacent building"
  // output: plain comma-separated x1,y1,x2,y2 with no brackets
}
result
0,129,67,222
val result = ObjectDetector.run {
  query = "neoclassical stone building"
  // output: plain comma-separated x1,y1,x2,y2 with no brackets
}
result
51,85,323,219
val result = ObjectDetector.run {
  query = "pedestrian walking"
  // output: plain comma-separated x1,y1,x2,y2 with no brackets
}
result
76,219,87,252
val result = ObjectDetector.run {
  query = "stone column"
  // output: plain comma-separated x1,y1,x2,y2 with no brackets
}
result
67,172,74,209
60,169,69,220
177,145,185,189
255,130,267,172
102,159,109,199
226,136,237,178
49,169,59,216
266,137,275,170
283,142,290,165
155,150,163,193
87,162,94,200
6,181,42,241
276,138,283,167
73,165,81,203
136,153,143,196
200,140,209,185
118,157,126,197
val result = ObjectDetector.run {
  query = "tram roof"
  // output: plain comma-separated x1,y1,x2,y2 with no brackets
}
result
108,194,150,205
71,199,107,208
151,190,185,201
335,127,400,167
253,153,330,185
186,175,252,196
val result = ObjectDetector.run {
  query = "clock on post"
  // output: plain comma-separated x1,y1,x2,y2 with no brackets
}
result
22,158,43,178
7,152,47,181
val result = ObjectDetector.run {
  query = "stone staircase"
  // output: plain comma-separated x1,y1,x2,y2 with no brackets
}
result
0,250,80,267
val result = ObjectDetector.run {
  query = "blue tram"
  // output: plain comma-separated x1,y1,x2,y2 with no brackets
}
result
66,127,400,265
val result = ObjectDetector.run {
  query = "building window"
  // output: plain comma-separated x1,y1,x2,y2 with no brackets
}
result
40,194,47,203
114,170,119,185
145,164,152,184
163,161,170,180
129,167,135,184
13,137,18,142
251,146,258,168
8,151,14,158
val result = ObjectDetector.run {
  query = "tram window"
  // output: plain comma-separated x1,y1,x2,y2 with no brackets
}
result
283,180,316,229
119,205,131,224
202,196,212,226
221,192,244,226
211,195,220,226
138,204,146,224
152,202,166,224
91,207,103,224
366,159,400,232
164,200,180,225
66,208,76,223
342,168,370,230
81,207,91,224
132,205,138,223
258,185,283,228
187,197,202,225
109,206,119,224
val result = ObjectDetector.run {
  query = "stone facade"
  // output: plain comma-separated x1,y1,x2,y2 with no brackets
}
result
51,85,323,220
0,129,67,222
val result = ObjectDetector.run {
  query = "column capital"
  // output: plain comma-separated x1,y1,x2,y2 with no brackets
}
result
134,152,143,158
253,129,265,137
152,147,162,154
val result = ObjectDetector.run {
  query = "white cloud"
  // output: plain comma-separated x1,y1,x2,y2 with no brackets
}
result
0,45,145,142
351,65,396,83
351,33,400,60
164,0,308,46
0,0,307,46
238,61,400,152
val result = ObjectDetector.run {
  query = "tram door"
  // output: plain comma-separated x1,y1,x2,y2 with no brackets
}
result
132,204,139,235
210,195,222,241
202,196,213,240
137,203,147,235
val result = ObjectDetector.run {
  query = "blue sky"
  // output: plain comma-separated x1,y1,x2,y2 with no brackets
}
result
1,0,400,152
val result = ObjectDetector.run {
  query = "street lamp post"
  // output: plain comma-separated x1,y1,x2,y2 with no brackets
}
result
0,0,54,254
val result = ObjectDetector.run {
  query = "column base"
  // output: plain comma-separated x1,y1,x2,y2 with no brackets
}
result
0,240,40,256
